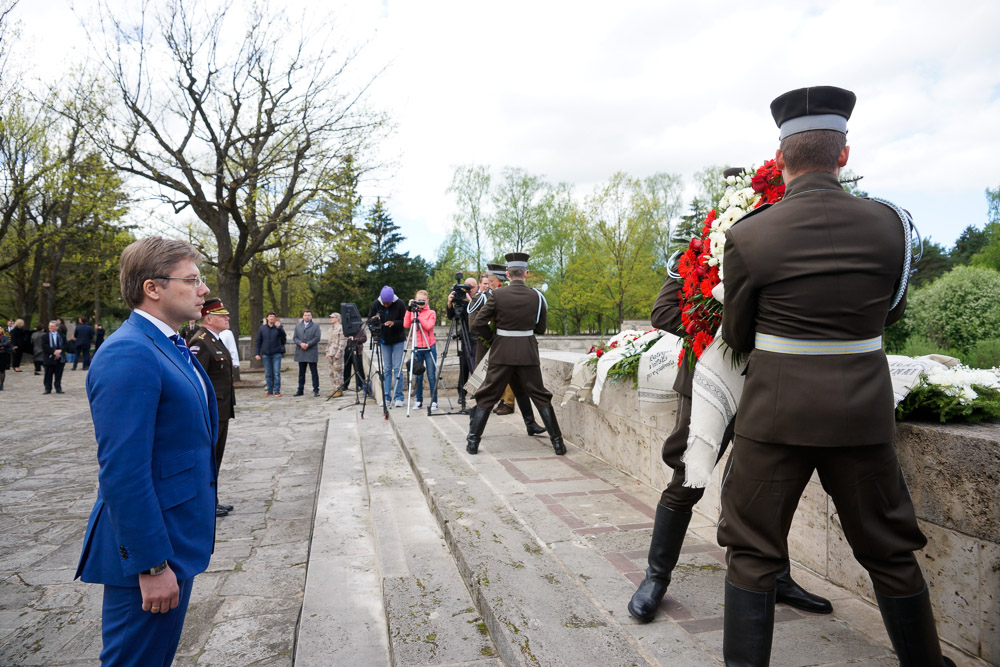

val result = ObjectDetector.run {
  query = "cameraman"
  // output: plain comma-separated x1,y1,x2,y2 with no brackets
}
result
447,277,479,401
368,286,407,407
403,290,438,410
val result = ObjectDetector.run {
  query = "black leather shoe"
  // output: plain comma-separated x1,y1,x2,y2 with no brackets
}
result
313,390,320,397
216,506,229,517
294,390,304,396
56,389,64,394
43,390,51,394
218,503,234,512
775,563,833,614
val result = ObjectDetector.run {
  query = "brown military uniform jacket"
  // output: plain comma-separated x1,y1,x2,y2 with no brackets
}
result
722,171,906,447
651,276,695,397
471,281,546,366
190,328,236,421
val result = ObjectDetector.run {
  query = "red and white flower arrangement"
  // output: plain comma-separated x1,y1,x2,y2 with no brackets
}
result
676,160,785,365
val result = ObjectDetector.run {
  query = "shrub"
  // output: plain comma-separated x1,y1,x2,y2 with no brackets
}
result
904,266,1000,354
965,337,1000,369
892,335,963,361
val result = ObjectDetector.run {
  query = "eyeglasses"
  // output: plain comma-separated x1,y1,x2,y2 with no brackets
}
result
153,276,207,286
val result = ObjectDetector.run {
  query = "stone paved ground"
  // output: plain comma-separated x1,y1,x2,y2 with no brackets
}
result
1,362,984,666
0,364,328,666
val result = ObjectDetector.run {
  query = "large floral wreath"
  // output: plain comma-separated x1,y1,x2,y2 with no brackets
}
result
676,160,785,364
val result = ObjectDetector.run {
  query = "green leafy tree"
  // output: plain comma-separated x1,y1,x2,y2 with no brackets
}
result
489,167,547,255
950,225,988,266
909,238,952,288
642,172,683,264
448,165,492,274
581,172,662,326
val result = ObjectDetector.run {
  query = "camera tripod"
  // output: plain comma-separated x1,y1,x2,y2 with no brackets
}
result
430,307,476,416
402,312,436,417
360,325,390,421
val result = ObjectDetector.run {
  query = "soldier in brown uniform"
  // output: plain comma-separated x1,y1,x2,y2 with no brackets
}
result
467,252,563,455
718,86,953,666
189,298,236,518
468,261,546,437
628,221,830,621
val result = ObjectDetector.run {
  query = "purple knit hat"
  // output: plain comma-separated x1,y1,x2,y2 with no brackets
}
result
379,286,395,303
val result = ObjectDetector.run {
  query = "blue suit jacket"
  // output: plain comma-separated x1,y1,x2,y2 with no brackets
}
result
76,312,219,585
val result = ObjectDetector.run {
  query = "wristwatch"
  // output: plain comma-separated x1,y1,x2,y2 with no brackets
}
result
145,561,168,576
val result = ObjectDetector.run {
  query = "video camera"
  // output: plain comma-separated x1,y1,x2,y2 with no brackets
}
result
340,303,363,338
407,299,426,313
448,271,472,319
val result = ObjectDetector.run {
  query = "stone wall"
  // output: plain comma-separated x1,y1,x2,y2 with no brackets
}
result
543,349,1000,665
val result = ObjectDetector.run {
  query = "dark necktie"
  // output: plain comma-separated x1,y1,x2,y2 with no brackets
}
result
51,333,58,348
170,334,195,371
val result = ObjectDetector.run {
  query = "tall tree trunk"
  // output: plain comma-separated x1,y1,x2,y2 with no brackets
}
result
217,265,242,339
247,262,265,369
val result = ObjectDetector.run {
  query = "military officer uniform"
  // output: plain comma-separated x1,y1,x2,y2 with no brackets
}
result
718,86,952,666
189,298,236,517
629,229,830,623
466,252,563,455
468,261,546,437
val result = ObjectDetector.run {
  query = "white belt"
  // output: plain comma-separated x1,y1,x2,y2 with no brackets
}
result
496,329,534,337
755,333,882,355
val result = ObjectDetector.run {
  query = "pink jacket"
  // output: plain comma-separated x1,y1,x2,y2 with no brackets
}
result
403,307,436,348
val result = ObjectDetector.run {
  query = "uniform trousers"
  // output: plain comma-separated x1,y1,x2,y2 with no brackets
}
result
216,418,229,473
718,437,927,596
474,362,552,412
659,393,734,511
99,577,194,667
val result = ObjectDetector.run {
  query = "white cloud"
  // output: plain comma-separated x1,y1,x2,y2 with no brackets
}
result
12,0,1000,259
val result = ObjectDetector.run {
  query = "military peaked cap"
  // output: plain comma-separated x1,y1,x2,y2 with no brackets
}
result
770,86,856,140
504,252,529,269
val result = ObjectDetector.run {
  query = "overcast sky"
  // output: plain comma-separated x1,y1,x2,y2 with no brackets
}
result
12,0,1000,261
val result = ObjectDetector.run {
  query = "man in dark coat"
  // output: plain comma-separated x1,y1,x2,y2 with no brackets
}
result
41,320,72,394
292,309,322,397
254,312,286,396
718,86,953,666
189,298,236,518
73,316,95,370
466,252,562,456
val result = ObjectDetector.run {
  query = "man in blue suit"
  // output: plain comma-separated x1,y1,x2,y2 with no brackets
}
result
76,236,218,666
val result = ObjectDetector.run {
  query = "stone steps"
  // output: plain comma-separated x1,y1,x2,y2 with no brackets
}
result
296,403,499,666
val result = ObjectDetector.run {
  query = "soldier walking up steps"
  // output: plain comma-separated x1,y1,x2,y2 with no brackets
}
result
466,252,564,456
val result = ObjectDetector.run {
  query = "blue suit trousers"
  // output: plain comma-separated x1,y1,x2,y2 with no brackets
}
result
99,578,194,667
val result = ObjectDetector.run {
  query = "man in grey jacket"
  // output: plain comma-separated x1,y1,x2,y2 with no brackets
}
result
293,309,322,397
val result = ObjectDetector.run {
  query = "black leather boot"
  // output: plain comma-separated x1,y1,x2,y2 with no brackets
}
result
775,562,832,614
723,580,775,667
875,586,955,666
537,405,566,455
515,392,547,436
627,505,691,623
466,406,490,455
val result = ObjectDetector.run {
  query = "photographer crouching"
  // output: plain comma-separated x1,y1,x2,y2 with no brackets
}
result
403,290,439,410
368,286,407,407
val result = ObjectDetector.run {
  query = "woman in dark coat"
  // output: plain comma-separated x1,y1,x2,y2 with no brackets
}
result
10,319,28,372
0,329,11,389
